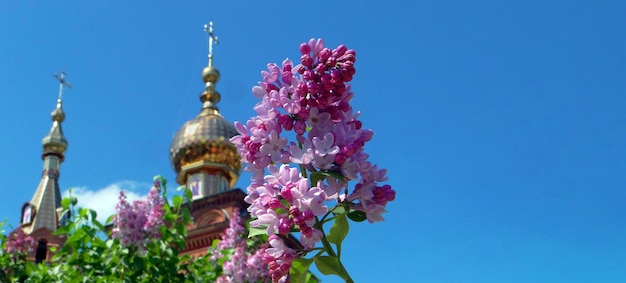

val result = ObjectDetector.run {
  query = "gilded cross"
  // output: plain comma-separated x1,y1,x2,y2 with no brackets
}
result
203,21,219,66
53,71,71,100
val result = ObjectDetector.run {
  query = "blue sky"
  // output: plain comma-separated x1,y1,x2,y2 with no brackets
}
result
1,1,625,282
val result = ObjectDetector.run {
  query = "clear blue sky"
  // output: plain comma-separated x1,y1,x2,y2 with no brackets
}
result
1,1,625,282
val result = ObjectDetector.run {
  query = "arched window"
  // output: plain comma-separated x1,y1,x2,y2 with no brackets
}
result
35,240,47,263
21,203,35,225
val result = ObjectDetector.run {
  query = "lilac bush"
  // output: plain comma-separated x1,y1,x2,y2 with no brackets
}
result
0,183,312,282
5,228,36,260
213,209,271,283
0,227,35,281
111,181,165,249
231,38,395,282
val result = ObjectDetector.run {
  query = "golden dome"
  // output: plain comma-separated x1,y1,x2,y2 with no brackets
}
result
169,59,241,187
169,109,241,186
42,99,68,158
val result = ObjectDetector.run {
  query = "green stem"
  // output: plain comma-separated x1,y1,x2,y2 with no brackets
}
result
298,142,309,179
299,164,308,178
320,205,340,223
322,216,337,224
318,219,354,283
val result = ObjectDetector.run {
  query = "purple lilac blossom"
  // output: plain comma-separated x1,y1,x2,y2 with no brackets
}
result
111,181,165,250
213,209,271,283
231,38,396,282
5,228,36,260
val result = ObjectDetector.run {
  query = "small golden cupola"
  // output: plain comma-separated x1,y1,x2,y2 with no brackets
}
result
42,96,68,161
169,22,241,199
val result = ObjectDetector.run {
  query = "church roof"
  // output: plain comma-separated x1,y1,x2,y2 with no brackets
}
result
21,72,70,235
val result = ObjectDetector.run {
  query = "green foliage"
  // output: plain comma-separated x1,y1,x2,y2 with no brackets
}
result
290,257,314,283
327,213,349,257
0,221,35,282
248,225,268,239
346,210,367,222
315,256,351,282
278,171,373,283
309,171,345,187
0,178,220,282
0,176,321,282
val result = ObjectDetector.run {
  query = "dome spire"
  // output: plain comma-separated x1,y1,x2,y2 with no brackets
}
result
53,70,72,101
200,22,221,112
22,71,71,234
170,21,241,197
204,21,219,68
42,71,71,159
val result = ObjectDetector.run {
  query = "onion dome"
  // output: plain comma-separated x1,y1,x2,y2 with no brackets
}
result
169,64,241,189
42,98,68,160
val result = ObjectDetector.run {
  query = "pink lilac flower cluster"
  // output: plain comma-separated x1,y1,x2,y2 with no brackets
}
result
261,235,297,283
230,38,396,282
5,228,36,260
213,209,270,283
111,181,165,249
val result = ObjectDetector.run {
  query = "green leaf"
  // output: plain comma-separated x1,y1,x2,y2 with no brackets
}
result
248,225,267,238
105,214,115,226
184,187,193,201
54,225,69,236
290,257,314,283
175,222,186,236
310,171,327,186
89,209,97,222
173,195,183,209
327,214,349,250
154,175,168,198
182,207,192,223
309,171,345,186
134,257,146,270
275,207,288,215
66,228,86,244
347,210,367,222
332,206,346,215
61,197,71,209
305,272,314,283
153,175,165,185
314,256,350,281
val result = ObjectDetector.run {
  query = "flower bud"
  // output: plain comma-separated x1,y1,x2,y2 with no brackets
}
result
315,62,326,73
299,43,311,55
326,56,337,67
300,54,313,67
296,82,308,95
334,153,346,165
295,64,306,74
333,44,347,57
318,48,332,63
268,198,282,209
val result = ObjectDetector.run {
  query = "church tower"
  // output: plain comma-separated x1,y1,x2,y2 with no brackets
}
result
169,22,246,257
20,71,72,263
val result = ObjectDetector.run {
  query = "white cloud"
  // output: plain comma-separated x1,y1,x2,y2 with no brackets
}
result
62,181,151,223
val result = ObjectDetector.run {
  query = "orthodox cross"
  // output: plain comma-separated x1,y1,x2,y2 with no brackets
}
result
53,71,71,101
203,21,219,66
